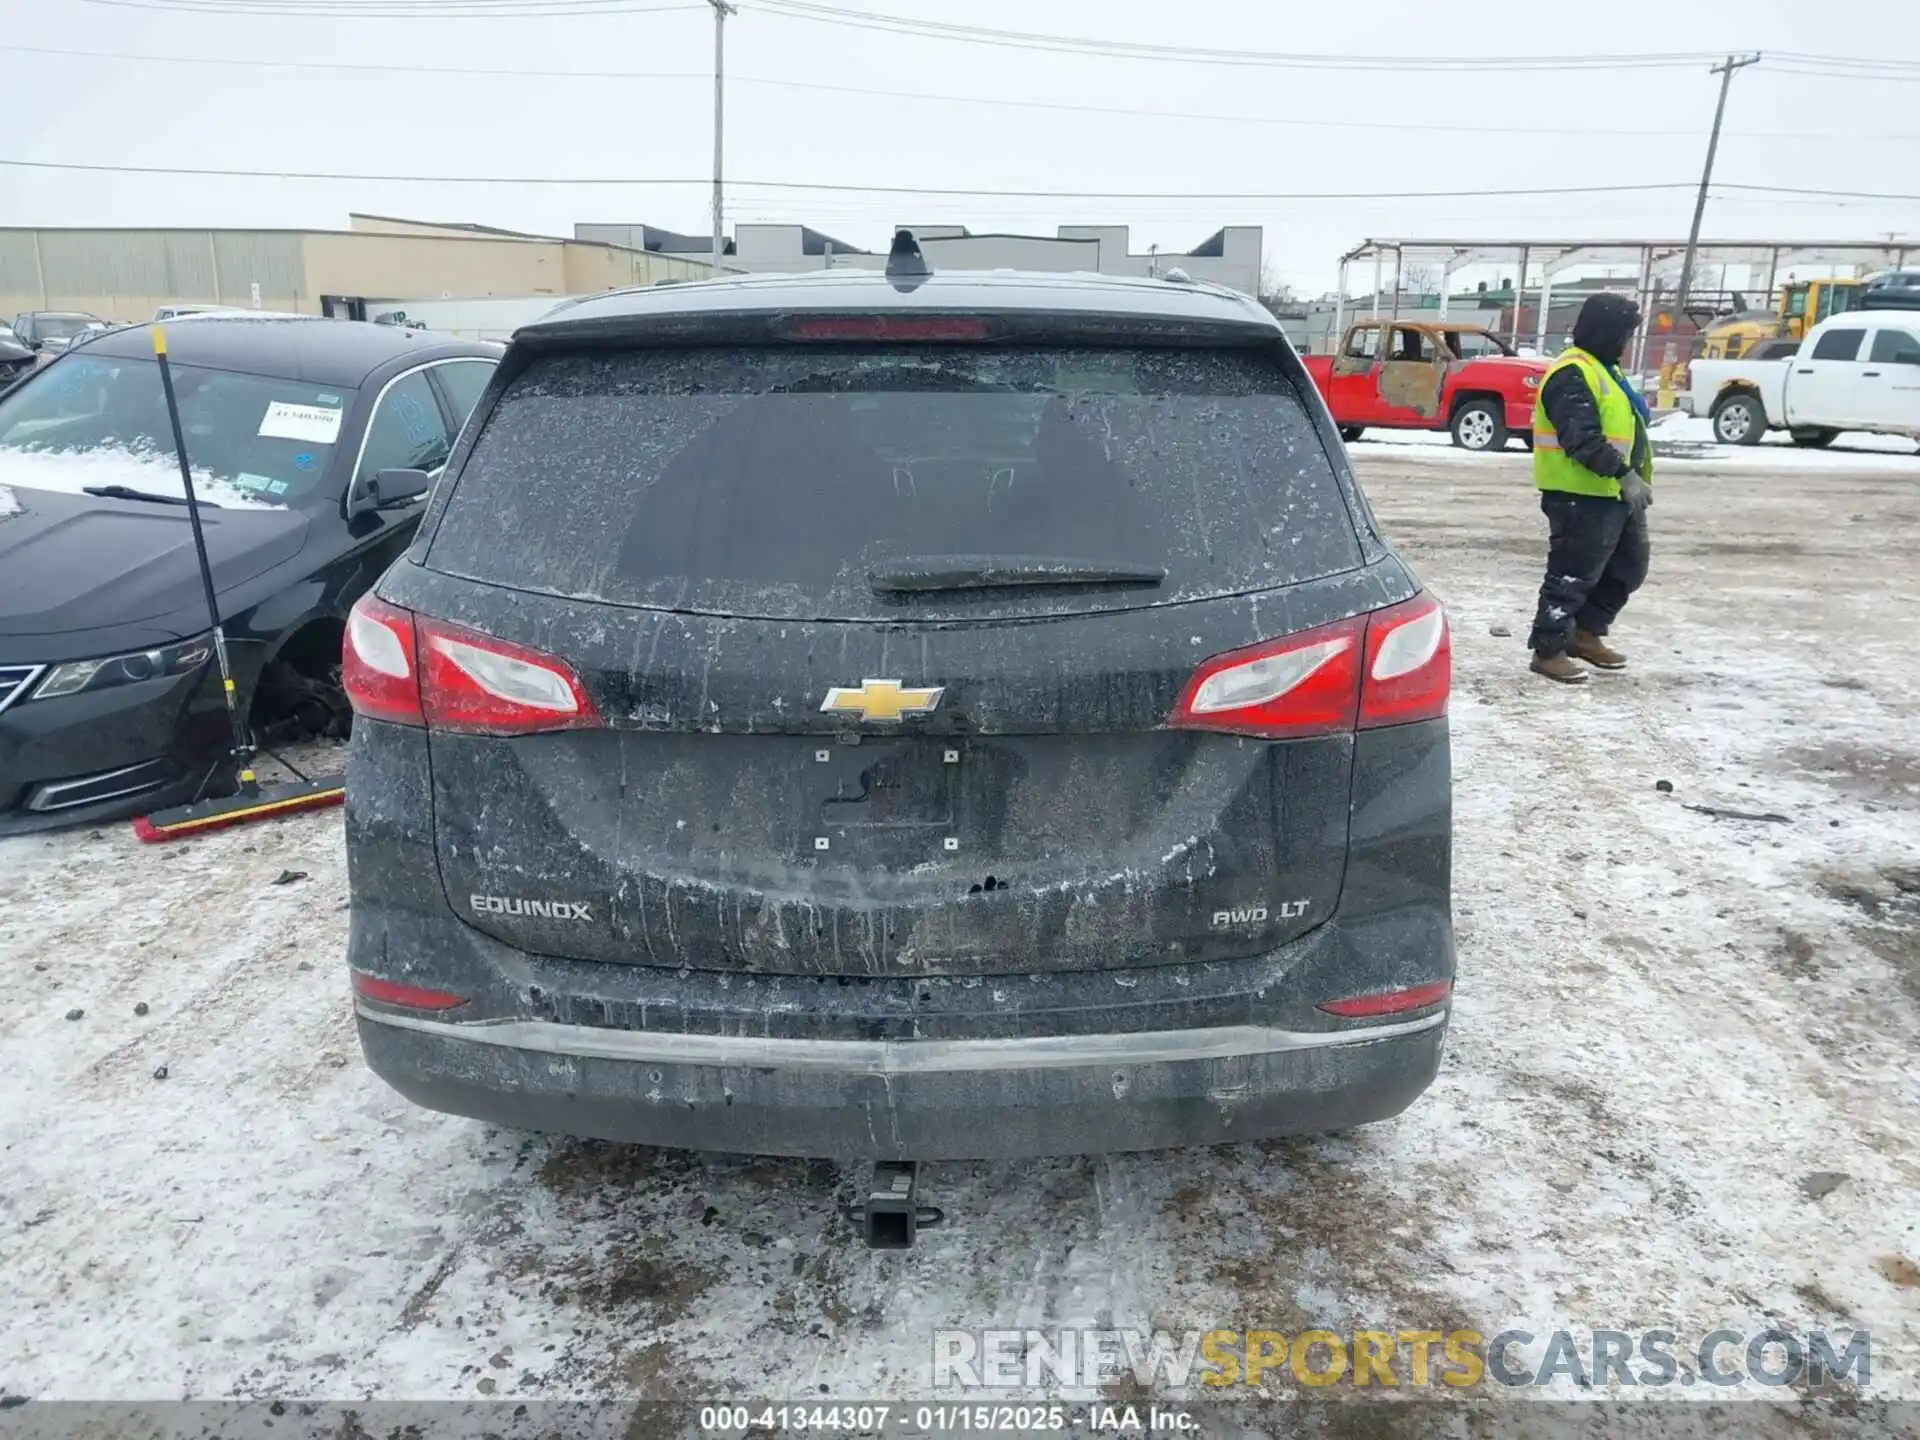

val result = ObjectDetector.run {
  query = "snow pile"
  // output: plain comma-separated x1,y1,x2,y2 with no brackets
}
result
0,444,278,509
1347,415,1918,471
1649,412,1918,469
0,484,20,518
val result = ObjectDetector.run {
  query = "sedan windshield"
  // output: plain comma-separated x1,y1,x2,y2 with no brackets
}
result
0,353,352,508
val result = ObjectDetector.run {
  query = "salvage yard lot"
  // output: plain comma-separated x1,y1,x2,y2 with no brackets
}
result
2,444,1917,1417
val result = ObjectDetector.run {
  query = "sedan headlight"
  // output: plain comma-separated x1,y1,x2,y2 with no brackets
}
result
32,635,213,701
1522,374,1541,389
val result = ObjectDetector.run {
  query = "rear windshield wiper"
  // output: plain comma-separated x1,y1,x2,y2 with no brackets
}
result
83,484,221,509
869,555,1167,594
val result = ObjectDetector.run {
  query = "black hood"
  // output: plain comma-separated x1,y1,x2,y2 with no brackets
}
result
1571,292,1642,366
0,483,310,649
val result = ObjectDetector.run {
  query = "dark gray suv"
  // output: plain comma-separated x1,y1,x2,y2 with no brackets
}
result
342,242,1454,1160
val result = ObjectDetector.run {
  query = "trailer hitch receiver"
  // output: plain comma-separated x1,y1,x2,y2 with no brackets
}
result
848,1161,944,1249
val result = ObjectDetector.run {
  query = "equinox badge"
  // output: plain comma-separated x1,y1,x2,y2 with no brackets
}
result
820,679,944,723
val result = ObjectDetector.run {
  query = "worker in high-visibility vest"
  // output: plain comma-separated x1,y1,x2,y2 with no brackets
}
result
1527,292,1653,685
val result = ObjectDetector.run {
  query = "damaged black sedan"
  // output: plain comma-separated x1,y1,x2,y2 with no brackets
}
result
344,253,1454,1162
0,317,497,833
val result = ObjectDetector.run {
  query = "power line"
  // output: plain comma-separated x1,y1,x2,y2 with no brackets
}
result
1770,50,1920,71
0,158,1703,198
744,0,1725,71
1718,182,1920,201
1765,62,1920,83
750,3,1920,84
76,0,703,15
10,42,1919,144
9,157,1920,205
5,42,709,82
64,0,1920,79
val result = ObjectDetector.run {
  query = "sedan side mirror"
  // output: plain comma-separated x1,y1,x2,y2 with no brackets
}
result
346,466,433,518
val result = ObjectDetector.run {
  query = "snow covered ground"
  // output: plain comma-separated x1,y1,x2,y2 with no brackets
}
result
1356,413,1920,472
2,445,1917,1428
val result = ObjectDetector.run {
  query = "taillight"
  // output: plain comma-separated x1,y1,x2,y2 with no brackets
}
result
1166,594,1450,740
416,618,599,736
351,970,468,1011
1359,593,1451,729
1319,979,1452,1018
342,594,599,736
1167,616,1362,739
343,593,424,726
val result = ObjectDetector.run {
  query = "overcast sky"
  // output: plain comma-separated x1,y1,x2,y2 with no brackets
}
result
5,0,1918,293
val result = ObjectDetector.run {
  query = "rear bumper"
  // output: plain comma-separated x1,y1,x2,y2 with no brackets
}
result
357,1004,1446,1159
347,712,1453,1159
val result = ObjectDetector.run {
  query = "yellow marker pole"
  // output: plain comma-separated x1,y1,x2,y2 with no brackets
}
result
152,326,258,798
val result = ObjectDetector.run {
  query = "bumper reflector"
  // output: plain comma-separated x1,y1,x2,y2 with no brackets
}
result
350,971,468,1012
1319,979,1452,1018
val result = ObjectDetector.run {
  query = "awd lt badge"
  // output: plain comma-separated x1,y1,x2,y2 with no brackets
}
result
820,679,944,723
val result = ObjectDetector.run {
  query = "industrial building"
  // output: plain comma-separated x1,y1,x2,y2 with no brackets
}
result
0,214,717,328
574,221,1267,297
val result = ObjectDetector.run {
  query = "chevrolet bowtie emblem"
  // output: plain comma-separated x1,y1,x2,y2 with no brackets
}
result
820,679,945,723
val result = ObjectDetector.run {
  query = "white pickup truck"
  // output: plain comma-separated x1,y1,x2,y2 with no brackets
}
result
1682,313,1920,448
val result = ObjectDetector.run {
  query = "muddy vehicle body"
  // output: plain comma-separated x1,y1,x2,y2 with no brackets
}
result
344,249,1456,1161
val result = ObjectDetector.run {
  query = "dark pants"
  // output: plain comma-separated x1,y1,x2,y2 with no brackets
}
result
1528,491,1650,655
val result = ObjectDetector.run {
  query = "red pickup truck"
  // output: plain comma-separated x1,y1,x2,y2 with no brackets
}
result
1302,320,1550,452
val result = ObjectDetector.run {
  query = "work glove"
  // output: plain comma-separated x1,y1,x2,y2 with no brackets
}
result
1617,471,1652,514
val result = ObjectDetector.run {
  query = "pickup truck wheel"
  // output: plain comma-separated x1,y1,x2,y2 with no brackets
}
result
1710,391,1765,445
1338,425,1365,442
1790,426,1839,448
1451,399,1506,452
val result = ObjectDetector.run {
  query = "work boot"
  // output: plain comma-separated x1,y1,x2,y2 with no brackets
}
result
1569,628,1627,669
1530,651,1589,685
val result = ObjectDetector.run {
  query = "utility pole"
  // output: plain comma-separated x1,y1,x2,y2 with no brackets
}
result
1660,51,1759,404
708,0,735,275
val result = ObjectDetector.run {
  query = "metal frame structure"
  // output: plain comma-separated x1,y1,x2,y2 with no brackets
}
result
1334,237,1915,372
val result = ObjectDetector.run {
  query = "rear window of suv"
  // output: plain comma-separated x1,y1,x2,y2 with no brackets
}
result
426,344,1360,620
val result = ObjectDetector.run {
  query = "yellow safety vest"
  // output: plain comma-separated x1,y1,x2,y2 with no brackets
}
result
1532,347,1653,499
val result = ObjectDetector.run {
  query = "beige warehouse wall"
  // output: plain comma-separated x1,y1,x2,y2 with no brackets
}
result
302,232,566,299
559,243,638,293
2,292,266,325
0,225,716,325
0,228,305,323
559,243,719,292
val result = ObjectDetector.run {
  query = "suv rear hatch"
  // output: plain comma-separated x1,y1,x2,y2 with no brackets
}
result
375,319,1425,978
